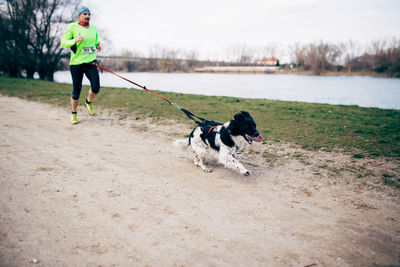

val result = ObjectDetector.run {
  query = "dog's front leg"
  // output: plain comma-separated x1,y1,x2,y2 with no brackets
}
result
219,151,250,176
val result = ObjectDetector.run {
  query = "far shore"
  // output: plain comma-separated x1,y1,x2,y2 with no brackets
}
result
55,66,395,78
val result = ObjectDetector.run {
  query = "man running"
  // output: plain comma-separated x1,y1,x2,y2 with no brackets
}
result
61,6,101,124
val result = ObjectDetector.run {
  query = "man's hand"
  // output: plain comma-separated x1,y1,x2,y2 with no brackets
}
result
96,43,102,52
75,33,84,43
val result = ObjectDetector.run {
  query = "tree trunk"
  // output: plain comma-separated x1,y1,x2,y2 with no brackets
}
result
39,70,54,81
47,71,54,81
26,68,35,79
8,65,20,78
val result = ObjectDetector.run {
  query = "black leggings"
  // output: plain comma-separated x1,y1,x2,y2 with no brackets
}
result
70,62,100,100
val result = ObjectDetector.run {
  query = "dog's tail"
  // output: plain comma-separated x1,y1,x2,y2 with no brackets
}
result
173,139,190,150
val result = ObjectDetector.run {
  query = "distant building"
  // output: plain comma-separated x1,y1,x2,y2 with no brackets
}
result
257,57,279,66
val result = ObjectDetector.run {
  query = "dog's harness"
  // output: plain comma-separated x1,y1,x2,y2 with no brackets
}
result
200,120,222,133
208,125,218,133
196,119,222,147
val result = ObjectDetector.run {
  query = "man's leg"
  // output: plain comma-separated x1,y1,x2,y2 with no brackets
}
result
84,63,100,116
70,65,84,124
70,98,78,124
71,97,79,112
85,90,96,116
87,89,97,102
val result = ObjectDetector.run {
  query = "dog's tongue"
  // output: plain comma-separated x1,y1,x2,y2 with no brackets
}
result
247,135,262,142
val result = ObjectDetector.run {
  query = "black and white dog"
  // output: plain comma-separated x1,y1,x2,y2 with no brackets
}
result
185,111,262,176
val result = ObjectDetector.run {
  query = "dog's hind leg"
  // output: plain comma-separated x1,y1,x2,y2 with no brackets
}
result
193,152,212,173
190,129,213,173
193,153,201,167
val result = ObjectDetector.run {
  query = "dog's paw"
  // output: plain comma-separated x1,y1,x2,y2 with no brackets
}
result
241,170,251,176
203,168,213,173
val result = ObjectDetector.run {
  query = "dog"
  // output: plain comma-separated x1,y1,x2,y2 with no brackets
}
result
185,111,262,176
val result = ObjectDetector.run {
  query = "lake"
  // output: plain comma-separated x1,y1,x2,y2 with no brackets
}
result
54,71,400,110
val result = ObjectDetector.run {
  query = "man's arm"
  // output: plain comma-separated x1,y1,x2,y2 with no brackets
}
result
61,24,80,48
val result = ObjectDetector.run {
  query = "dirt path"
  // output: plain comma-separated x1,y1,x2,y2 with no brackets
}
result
0,95,399,266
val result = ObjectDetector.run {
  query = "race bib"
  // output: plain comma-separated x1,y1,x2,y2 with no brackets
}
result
82,47,95,55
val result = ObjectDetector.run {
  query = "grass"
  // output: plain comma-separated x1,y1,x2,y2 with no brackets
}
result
1,76,400,158
382,173,400,189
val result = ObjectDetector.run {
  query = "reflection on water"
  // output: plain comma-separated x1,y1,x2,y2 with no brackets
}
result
54,71,400,110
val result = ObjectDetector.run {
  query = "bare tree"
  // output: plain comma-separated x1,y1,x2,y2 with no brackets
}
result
290,43,307,67
341,39,361,72
256,43,280,59
0,0,35,77
387,37,400,76
1,0,80,80
182,49,199,68
119,49,134,72
224,43,255,64
369,37,400,75
292,41,341,75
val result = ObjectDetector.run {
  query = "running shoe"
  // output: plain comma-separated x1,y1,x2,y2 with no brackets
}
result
71,113,78,124
85,100,95,116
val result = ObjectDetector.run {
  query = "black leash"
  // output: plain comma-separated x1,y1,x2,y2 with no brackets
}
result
91,62,207,124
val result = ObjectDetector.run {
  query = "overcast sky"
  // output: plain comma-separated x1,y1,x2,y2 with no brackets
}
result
83,0,400,61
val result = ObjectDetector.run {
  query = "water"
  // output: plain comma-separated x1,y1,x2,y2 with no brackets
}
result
54,71,400,110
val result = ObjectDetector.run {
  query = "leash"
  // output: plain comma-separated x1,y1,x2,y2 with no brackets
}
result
91,62,206,124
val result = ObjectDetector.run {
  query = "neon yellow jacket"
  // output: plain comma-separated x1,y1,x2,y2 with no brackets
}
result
61,22,100,65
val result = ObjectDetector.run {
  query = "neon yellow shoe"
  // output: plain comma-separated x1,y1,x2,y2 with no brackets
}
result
85,100,95,116
71,113,78,124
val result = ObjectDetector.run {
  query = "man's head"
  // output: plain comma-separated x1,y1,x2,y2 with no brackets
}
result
77,6,90,24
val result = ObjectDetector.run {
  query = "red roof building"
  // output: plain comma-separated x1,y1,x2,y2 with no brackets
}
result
257,57,279,66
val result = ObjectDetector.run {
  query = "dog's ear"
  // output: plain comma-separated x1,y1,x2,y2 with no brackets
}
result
234,111,250,120
234,112,245,121
240,111,250,117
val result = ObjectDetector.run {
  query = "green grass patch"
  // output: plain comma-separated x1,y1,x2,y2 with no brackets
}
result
382,173,400,189
1,76,400,158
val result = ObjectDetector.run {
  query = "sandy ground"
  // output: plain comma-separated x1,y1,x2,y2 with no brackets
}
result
0,95,399,267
